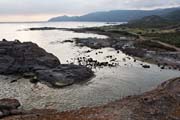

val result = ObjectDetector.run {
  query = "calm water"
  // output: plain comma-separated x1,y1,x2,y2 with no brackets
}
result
0,22,179,111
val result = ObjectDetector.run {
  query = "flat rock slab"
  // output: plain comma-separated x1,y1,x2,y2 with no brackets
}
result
35,64,94,88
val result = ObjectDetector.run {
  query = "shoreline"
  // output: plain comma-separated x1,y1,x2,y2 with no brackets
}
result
25,26,180,70
0,24,180,119
3,77,180,120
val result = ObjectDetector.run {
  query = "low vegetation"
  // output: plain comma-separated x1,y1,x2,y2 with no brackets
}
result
134,40,177,51
143,32,180,48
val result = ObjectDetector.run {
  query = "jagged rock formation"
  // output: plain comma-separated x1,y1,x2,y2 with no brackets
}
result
0,40,94,88
0,40,60,74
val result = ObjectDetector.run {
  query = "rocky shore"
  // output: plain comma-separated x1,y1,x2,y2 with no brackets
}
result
2,77,180,120
71,28,180,70
26,27,180,70
0,40,94,88
5,26,178,120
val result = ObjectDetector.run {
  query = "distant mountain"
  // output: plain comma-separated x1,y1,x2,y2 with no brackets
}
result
48,7,180,22
127,9,180,28
128,15,169,28
165,10,180,22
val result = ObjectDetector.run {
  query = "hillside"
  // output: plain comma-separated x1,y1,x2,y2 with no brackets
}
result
48,7,180,22
127,10,180,28
165,10,180,22
127,15,170,28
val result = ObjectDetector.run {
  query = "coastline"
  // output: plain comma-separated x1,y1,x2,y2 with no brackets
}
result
26,26,180,70
3,77,180,120
0,24,180,119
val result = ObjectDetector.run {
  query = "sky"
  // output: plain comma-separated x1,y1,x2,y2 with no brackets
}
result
0,0,180,22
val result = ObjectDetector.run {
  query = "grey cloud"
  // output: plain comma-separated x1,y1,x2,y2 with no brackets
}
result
0,0,180,15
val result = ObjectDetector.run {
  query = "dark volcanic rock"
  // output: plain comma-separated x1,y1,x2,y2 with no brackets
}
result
75,38,111,49
0,99,20,110
0,98,21,118
0,40,60,74
61,40,74,43
0,40,94,88
142,65,150,68
122,48,146,58
35,64,94,88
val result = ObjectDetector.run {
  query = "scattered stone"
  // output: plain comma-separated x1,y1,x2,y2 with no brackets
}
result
142,65,150,68
74,38,111,49
23,72,35,78
30,76,39,84
0,98,20,110
161,66,165,69
84,50,92,53
10,79,18,83
61,40,74,43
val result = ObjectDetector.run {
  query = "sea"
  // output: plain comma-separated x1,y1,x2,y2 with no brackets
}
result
0,22,179,111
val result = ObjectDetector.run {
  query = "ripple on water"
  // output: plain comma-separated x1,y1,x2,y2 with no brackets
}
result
0,22,179,111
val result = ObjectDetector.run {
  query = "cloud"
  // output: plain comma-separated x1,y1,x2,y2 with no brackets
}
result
0,0,180,16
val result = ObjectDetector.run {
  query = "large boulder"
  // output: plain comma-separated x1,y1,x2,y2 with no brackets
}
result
35,64,94,88
0,40,94,88
0,40,60,74
0,99,20,110
0,98,21,118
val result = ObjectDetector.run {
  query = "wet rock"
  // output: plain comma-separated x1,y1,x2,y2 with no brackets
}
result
0,98,24,118
142,65,150,68
122,48,146,58
0,111,3,118
0,40,60,75
84,50,92,53
0,98,20,110
35,64,94,88
30,76,39,84
161,66,165,69
61,40,74,43
106,55,113,59
29,27,59,31
23,72,35,78
2,39,7,42
75,38,111,49
0,40,94,88
10,79,18,83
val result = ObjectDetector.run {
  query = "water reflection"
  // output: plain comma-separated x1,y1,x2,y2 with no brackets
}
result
0,22,179,111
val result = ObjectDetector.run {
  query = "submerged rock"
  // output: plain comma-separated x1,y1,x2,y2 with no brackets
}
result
35,64,94,88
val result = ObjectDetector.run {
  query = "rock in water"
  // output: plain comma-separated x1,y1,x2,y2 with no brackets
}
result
0,98,20,109
0,40,94,88
35,64,94,88
142,65,150,68
0,98,23,118
0,40,60,74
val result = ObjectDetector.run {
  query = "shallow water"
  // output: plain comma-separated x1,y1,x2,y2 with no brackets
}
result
0,22,179,111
